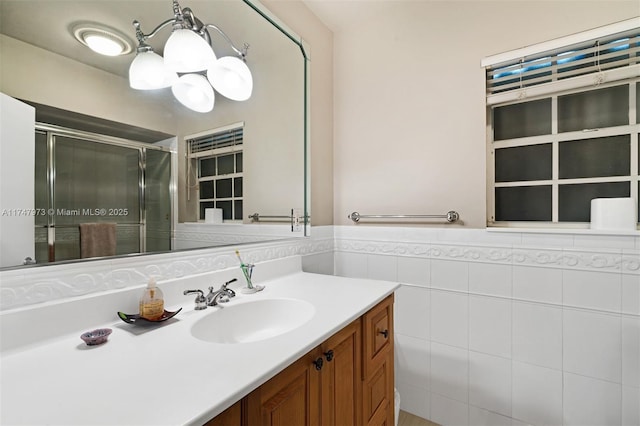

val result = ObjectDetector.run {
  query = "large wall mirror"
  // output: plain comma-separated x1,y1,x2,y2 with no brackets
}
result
0,0,309,269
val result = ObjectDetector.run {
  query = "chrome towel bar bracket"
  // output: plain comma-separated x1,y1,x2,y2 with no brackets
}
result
348,211,460,223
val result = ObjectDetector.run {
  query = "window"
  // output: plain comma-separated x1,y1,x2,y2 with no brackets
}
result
186,124,243,221
484,19,640,227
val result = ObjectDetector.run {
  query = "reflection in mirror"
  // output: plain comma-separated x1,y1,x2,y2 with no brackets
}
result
32,122,173,263
0,0,309,269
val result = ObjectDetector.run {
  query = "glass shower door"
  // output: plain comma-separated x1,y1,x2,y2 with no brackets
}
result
53,135,141,261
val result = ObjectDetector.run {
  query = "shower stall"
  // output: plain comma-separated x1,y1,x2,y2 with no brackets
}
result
34,124,172,263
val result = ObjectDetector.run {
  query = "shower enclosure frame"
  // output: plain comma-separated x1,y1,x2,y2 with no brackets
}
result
35,123,173,263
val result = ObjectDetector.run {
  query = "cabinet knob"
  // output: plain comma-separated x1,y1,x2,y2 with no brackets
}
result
324,350,334,362
313,357,324,371
378,329,389,338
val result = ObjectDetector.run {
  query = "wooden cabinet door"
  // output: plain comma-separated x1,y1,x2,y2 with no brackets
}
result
363,295,395,426
320,319,362,426
367,399,391,426
364,352,394,426
245,350,321,426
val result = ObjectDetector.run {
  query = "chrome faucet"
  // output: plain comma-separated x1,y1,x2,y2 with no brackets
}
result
206,278,237,306
183,289,207,310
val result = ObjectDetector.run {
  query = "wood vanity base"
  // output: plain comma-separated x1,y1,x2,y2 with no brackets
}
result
205,294,395,426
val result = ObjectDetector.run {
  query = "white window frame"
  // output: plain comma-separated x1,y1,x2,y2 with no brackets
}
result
483,18,640,230
185,122,244,222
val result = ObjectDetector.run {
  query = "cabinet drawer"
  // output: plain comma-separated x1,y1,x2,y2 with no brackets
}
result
363,294,394,376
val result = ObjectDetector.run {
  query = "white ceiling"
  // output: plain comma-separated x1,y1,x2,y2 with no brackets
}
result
301,0,354,32
302,0,435,34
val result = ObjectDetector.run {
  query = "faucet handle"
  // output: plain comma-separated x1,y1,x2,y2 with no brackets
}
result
221,278,237,289
183,289,207,310
221,278,237,297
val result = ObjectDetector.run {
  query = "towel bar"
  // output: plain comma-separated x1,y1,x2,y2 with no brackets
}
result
247,213,293,221
348,211,459,223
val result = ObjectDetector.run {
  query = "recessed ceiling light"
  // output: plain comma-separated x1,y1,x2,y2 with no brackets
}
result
72,22,133,56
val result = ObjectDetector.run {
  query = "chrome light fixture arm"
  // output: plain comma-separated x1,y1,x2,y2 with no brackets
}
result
203,24,249,60
132,19,177,49
176,2,212,44
132,1,190,46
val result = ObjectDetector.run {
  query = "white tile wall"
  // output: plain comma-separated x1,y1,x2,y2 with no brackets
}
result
397,256,430,287
468,406,513,426
430,290,468,349
430,342,469,403
622,316,640,388
334,251,367,278
395,285,430,340
573,234,637,249
430,393,469,426
563,308,622,383
520,232,574,248
469,351,512,417
623,386,640,426
367,253,397,281
563,373,622,426
300,251,334,275
562,269,622,312
468,295,511,358
512,265,563,304
334,226,640,426
397,381,431,421
396,334,430,389
468,262,512,297
512,301,563,370
431,259,469,292
512,361,563,426
622,274,640,315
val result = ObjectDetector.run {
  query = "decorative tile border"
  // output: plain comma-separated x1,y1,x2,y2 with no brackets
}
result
0,234,333,311
2,226,637,311
335,232,639,275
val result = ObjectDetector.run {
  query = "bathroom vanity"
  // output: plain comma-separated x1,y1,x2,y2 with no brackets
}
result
209,293,395,426
0,256,398,425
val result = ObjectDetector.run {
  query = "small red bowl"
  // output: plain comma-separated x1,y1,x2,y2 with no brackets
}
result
80,328,112,346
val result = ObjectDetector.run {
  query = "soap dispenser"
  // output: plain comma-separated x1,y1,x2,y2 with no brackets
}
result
139,277,164,320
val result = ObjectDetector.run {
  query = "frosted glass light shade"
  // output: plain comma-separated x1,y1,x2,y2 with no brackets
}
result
207,56,253,101
129,51,178,90
164,29,216,73
171,74,215,113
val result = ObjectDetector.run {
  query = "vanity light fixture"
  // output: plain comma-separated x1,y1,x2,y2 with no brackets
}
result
129,0,253,113
72,23,134,57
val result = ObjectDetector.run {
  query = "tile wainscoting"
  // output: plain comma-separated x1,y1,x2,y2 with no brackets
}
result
1,225,638,426
332,226,639,426
0,227,334,311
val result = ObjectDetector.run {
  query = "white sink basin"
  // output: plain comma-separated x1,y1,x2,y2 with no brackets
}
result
190,298,315,344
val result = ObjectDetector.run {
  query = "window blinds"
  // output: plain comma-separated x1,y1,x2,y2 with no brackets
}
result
483,18,640,105
187,127,243,157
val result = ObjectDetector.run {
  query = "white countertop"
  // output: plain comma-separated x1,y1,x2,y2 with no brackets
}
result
1,271,398,426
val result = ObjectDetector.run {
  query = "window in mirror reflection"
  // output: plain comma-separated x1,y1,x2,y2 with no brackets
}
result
188,124,244,222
